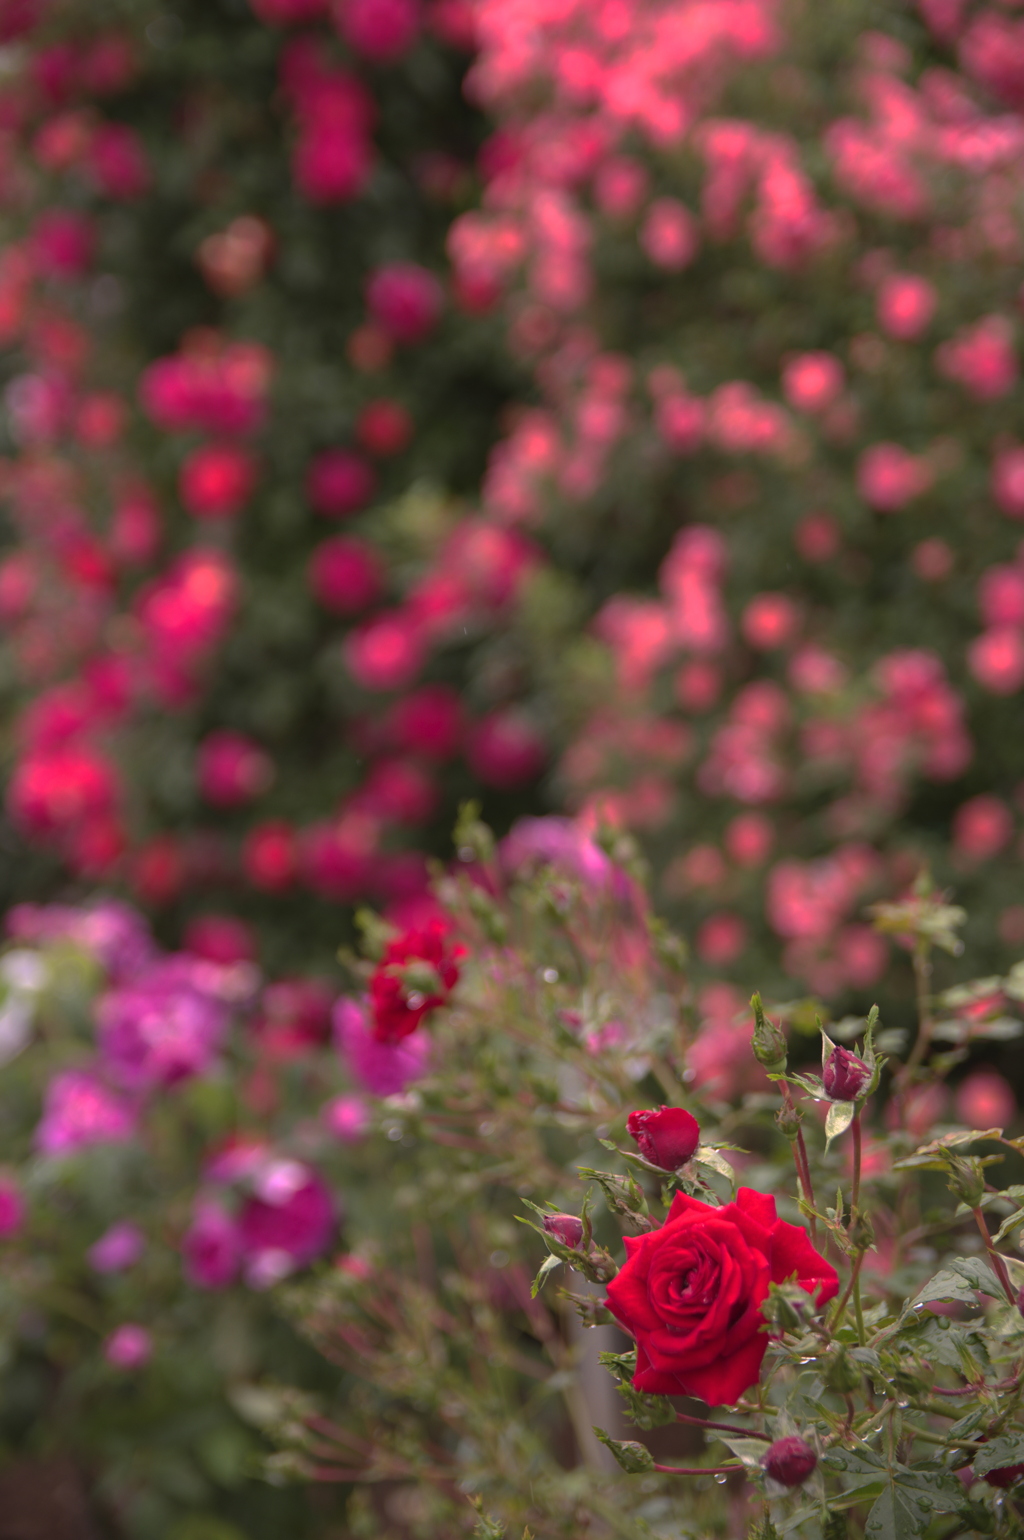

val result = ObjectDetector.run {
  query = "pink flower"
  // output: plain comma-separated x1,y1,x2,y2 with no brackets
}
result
366,262,443,344
36,1070,137,1154
345,611,425,691
876,273,937,340
300,820,375,900
955,1070,1015,1130
979,566,1024,628
197,731,274,807
781,352,844,413
968,628,1024,694
639,198,699,270
324,1093,370,1142
292,123,372,203
952,795,1013,861
389,685,462,759
466,709,545,789
336,0,421,61
333,995,430,1095
655,392,705,454
7,746,119,836
89,1221,145,1273
90,123,150,199
243,822,298,892
696,912,747,965
308,535,383,613
104,1324,152,1370
184,914,256,965
32,210,95,278
742,593,800,649
183,1200,241,1289
179,442,258,519
306,448,375,516
356,398,413,456
0,1177,24,1238
857,443,932,510
936,316,1017,401
724,813,773,867
992,447,1024,519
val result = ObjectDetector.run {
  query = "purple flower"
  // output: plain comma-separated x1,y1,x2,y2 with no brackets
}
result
333,996,430,1096
35,1070,136,1155
97,957,232,1091
88,1221,145,1274
182,1200,241,1290
238,1162,336,1288
324,1094,370,1143
104,1324,152,1370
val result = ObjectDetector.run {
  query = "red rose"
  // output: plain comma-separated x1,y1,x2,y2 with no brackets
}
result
369,919,464,1042
605,1188,838,1406
626,1106,700,1169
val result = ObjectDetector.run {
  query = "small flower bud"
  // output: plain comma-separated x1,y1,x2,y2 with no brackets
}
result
626,1106,700,1170
751,993,787,1073
822,1046,871,1101
775,1100,804,1142
542,1212,584,1249
824,1347,861,1395
761,1436,817,1487
944,1154,986,1210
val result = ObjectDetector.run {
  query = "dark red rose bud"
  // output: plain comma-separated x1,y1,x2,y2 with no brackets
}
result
822,1045,872,1101
985,1462,1024,1490
761,1436,818,1487
626,1106,700,1170
542,1213,584,1249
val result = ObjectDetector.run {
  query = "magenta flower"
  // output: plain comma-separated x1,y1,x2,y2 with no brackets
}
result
238,1162,335,1288
97,957,232,1091
104,1324,152,1370
182,1200,242,1290
323,1094,370,1143
0,1177,24,1238
88,1221,145,1274
35,1070,136,1154
6,899,154,981
333,996,430,1096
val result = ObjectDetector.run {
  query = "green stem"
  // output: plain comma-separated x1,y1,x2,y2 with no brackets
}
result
652,1462,743,1476
851,1109,862,1214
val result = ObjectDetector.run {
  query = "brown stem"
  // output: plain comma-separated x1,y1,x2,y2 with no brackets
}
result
675,1411,769,1442
972,1207,1018,1308
652,1463,744,1476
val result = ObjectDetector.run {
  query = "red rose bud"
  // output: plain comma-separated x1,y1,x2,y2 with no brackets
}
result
626,1107,700,1170
985,1462,1024,1490
822,1045,871,1101
761,1437,818,1487
542,1213,584,1249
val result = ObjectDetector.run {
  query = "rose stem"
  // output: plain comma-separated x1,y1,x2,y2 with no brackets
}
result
851,1108,862,1214
652,1463,744,1476
972,1206,1017,1307
782,1084,817,1243
674,1411,769,1442
899,939,934,1090
833,1248,865,1331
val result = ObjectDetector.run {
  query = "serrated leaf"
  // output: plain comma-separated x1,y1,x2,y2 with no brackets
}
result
865,1482,930,1540
695,1145,737,1187
972,1433,1024,1477
825,1100,856,1150
718,1435,772,1469
909,1257,997,1310
531,1253,562,1297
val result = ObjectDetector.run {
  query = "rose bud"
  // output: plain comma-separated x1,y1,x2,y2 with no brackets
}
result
985,1461,1024,1490
751,992,787,1073
626,1106,700,1170
822,1046,871,1101
542,1213,584,1249
761,1436,818,1488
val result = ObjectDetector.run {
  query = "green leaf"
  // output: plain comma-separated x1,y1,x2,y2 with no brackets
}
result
972,1433,1024,1478
694,1144,737,1188
592,1429,654,1473
909,1256,998,1310
530,1253,562,1297
865,1482,930,1540
469,1497,507,1538
824,1100,856,1150
717,1435,773,1469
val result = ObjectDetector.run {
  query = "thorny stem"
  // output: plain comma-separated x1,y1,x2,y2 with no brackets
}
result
781,1083,817,1244
972,1206,1018,1308
674,1411,769,1442
652,1463,743,1476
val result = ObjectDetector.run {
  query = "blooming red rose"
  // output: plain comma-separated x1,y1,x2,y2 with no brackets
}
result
605,1188,838,1406
369,920,464,1042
